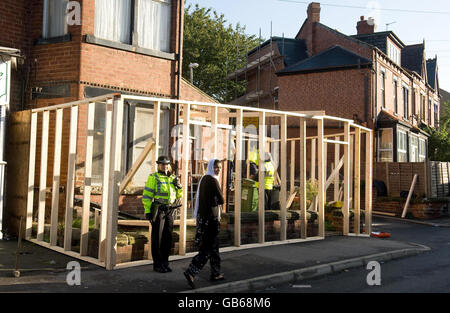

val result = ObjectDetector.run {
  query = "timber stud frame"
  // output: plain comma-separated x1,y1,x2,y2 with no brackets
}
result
25,94,373,270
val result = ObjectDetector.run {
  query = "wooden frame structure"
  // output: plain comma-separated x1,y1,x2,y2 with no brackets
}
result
25,94,373,270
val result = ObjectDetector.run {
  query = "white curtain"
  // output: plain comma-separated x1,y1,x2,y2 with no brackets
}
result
137,0,172,52
47,0,69,38
94,0,132,44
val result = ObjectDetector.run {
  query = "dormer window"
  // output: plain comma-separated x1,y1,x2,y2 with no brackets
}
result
387,41,401,65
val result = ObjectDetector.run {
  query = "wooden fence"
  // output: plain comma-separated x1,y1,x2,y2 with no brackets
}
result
375,161,450,199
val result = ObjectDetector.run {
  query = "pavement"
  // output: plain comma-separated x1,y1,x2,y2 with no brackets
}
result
0,223,433,293
372,214,450,227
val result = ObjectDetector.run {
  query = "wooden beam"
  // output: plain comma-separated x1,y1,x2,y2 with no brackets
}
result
311,139,316,181
258,111,266,244
343,122,351,235
64,106,78,251
317,119,325,237
211,106,218,158
353,128,361,235
106,97,124,270
325,156,344,190
37,111,49,242
300,118,307,239
81,103,95,256
365,131,373,235
290,141,295,194
50,109,63,246
334,137,340,202
234,109,243,247
152,101,161,172
401,174,418,219
99,101,113,261
280,114,287,241
119,138,155,194
26,113,37,239
180,103,191,255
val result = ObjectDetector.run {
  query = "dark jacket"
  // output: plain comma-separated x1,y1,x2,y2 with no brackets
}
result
197,175,224,218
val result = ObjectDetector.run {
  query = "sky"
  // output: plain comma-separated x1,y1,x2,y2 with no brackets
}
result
185,0,450,92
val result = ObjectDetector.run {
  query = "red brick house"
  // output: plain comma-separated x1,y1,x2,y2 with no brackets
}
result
230,2,440,165
1,0,218,233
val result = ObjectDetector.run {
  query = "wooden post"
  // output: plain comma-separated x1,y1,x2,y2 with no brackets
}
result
402,174,418,219
26,113,37,239
349,134,354,202
99,101,113,261
211,106,218,159
317,119,325,237
343,122,350,235
81,103,95,256
334,137,340,201
246,139,250,179
311,139,316,181
37,111,49,242
300,118,307,239
180,103,191,255
280,114,287,241
290,141,295,194
152,101,161,171
64,106,78,251
258,111,266,244
106,97,124,270
353,128,361,235
50,109,63,246
234,109,243,247
365,131,373,235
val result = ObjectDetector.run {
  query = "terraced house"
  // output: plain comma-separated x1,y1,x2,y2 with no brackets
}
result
230,2,440,164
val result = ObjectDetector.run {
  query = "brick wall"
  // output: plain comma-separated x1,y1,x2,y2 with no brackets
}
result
278,68,369,121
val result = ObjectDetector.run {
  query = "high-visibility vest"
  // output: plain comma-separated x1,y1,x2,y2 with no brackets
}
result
254,161,275,190
264,161,275,190
142,172,183,214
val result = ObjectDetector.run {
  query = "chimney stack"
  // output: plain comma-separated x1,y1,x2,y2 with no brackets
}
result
357,16,377,35
307,2,321,23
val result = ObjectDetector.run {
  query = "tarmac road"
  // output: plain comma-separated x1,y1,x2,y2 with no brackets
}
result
257,216,450,293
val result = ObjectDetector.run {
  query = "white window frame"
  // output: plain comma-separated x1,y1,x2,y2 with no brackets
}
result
397,128,408,163
377,128,393,162
393,77,398,115
419,138,427,162
409,133,419,163
380,67,386,109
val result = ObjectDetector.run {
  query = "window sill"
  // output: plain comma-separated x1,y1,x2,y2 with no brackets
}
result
35,34,72,45
84,35,176,61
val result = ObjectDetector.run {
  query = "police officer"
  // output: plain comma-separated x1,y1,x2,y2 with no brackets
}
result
142,156,182,273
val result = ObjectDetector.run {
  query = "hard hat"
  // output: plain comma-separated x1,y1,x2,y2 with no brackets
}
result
156,156,171,164
264,152,272,162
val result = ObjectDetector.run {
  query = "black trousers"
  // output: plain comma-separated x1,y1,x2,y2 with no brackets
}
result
187,218,221,277
147,212,174,269
265,189,272,210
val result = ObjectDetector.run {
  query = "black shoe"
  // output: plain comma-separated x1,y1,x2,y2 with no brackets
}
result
164,266,172,272
154,267,168,273
210,273,225,282
183,271,196,289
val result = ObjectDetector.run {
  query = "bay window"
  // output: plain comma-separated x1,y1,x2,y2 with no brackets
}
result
43,0,69,39
409,134,418,162
419,138,427,162
94,0,172,52
378,129,393,162
397,129,407,162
